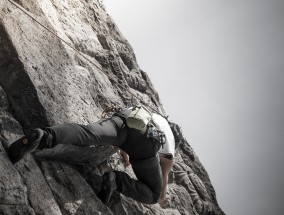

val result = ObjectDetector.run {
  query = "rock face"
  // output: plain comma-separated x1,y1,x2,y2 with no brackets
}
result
0,1,224,215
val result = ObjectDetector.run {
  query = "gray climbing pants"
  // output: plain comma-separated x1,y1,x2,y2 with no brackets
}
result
40,116,127,148
115,155,162,204
39,115,162,204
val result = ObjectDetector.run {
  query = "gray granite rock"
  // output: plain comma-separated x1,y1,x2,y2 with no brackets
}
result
0,0,224,214
0,205,35,215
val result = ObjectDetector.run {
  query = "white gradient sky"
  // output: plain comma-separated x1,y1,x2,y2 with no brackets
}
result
103,1,284,214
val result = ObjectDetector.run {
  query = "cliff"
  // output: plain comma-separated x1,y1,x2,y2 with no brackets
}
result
0,0,224,214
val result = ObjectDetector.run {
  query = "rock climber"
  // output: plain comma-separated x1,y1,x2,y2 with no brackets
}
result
116,111,175,207
7,106,175,206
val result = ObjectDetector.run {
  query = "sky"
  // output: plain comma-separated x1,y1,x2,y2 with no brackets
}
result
103,1,284,214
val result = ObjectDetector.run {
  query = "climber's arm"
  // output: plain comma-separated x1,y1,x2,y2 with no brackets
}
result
158,153,174,206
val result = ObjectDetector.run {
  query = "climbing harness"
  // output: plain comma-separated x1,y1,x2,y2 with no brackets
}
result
6,0,168,120
105,105,166,149
146,122,166,149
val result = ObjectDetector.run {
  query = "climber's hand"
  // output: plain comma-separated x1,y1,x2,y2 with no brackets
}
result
118,149,130,167
158,194,171,208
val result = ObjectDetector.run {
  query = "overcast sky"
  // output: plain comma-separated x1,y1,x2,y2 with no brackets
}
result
103,1,284,214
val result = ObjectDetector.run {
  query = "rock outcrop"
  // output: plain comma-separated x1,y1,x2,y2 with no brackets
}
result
0,0,224,214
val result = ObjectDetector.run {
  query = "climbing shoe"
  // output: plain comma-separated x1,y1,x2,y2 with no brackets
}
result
8,128,44,164
97,171,117,205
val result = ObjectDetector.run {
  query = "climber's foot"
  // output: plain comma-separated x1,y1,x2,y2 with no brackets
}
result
8,128,44,164
97,171,116,205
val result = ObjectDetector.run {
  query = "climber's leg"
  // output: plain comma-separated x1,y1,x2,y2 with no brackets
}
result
8,116,127,163
114,155,162,204
39,116,126,148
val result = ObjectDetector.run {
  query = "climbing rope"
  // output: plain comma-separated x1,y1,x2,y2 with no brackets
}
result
6,0,168,119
